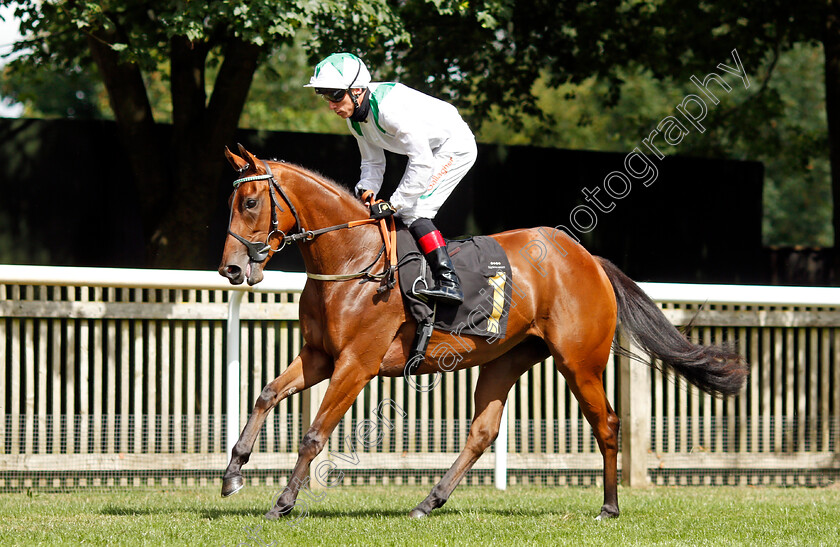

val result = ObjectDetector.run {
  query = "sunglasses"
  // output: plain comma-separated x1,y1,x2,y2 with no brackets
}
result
315,88,347,102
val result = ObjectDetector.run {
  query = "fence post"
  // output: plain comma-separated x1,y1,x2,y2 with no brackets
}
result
494,401,508,490
620,334,650,486
226,290,244,461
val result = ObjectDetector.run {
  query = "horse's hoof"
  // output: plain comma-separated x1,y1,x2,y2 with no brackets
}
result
221,475,244,497
596,507,619,520
409,508,428,519
265,502,294,520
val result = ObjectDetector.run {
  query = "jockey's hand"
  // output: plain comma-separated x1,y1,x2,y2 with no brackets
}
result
355,186,374,202
370,201,395,220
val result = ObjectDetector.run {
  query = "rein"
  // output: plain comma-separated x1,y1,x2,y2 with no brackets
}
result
227,161,398,290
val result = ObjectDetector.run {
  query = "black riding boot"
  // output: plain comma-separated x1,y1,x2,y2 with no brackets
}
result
409,219,464,305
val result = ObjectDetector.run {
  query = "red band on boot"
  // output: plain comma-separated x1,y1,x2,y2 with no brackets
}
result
417,231,446,254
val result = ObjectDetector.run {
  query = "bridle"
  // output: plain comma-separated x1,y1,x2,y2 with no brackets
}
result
226,160,398,290
226,160,303,263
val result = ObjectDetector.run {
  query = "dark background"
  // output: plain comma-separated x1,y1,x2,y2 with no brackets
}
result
0,117,799,284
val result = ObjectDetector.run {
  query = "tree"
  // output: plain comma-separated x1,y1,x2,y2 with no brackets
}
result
346,2,833,249
634,1,835,247
324,0,653,127
0,64,105,119
477,44,832,247
4,0,838,264
1,0,406,267
237,36,339,134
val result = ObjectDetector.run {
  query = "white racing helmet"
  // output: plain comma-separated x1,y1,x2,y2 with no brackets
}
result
304,53,371,90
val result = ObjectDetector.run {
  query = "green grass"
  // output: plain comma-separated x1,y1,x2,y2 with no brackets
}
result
1,484,839,546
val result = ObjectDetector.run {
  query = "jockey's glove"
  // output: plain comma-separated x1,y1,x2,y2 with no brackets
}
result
357,188,375,204
370,201,395,220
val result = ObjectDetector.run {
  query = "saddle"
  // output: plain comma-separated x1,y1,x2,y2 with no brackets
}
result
396,226,514,339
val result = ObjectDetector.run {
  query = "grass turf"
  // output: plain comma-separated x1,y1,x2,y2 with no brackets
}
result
1,484,839,546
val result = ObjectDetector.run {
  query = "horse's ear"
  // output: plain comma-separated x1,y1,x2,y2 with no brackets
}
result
236,143,263,174
225,146,249,172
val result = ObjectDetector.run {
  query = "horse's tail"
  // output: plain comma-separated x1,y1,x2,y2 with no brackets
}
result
597,257,749,397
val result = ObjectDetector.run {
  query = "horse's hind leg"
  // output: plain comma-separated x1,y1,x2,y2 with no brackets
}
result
409,338,549,518
222,344,333,497
552,339,620,519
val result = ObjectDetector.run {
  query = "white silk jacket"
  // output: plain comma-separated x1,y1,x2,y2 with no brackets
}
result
349,83,475,213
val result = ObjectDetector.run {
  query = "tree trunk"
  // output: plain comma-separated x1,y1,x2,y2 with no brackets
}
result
149,37,262,269
89,31,262,269
87,28,169,244
826,0,840,259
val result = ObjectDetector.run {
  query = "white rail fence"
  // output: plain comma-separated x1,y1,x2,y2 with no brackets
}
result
1,265,839,490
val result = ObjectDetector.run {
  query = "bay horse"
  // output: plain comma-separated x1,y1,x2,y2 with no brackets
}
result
218,145,749,520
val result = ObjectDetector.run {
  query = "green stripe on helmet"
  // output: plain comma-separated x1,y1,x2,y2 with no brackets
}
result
315,53,361,79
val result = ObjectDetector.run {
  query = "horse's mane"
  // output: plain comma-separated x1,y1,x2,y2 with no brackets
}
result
269,159,358,203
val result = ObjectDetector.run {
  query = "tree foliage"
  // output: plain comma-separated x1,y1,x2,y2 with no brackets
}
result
1,0,837,265
478,44,831,247
1,0,408,267
380,1,834,248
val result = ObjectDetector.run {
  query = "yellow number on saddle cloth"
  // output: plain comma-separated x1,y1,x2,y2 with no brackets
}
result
485,271,507,334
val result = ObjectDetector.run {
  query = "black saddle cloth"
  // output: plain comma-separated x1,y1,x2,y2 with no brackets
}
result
396,227,513,338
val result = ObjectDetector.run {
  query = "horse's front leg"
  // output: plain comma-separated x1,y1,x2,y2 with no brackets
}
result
222,344,333,497
268,363,377,519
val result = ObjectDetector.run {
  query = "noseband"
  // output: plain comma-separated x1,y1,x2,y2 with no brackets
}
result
227,160,303,263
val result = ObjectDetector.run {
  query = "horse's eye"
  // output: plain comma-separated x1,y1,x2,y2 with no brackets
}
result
244,199,258,209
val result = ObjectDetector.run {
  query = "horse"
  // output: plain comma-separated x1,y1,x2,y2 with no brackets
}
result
217,144,749,520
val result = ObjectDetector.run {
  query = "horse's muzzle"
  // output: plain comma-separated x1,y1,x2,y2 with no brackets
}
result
219,263,246,285
219,260,264,286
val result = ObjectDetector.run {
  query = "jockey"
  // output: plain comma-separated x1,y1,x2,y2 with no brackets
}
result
305,52,477,306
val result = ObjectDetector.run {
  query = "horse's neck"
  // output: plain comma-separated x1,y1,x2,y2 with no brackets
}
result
281,166,383,276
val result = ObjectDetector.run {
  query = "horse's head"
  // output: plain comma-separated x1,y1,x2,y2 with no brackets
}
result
218,145,299,285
